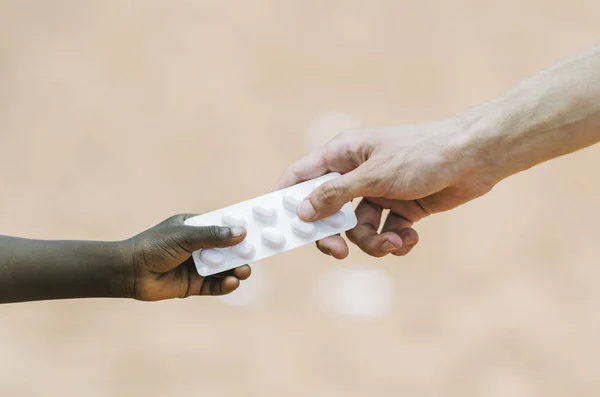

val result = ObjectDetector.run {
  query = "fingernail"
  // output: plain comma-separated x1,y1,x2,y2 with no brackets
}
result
380,240,397,252
298,199,316,220
403,237,416,246
400,232,418,246
230,227,244,237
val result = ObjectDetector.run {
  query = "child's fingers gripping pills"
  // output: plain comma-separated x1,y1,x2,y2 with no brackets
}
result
185,172,358,277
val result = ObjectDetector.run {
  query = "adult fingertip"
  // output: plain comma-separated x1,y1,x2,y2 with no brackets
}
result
330,248,349,259
379,233,403,252
379,241,395,252
398,228,419,246
233,265,252,280
222,276,240,294
318,247,332,256
316,240,331,256
322,238,349,259
298,199,317,221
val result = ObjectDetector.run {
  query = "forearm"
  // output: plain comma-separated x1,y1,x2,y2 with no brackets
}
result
463,44,600,181
0,236,132,303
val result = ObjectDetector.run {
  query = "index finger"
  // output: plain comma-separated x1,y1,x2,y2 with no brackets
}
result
274,150,328,190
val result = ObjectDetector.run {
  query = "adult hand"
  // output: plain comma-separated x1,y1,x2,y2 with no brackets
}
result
277,45,600,260
275,120,498,259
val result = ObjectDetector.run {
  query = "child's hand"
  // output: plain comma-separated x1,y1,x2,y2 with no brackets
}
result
122,214,251,301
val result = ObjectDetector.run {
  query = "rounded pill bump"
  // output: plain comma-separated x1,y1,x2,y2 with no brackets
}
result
261,227,286,249
201,265,211,274
282,193,302,213
222,212,246,228
322,211,346,228
199,249,225,268
291,217,316,238
252,204,277,224
232,240,256,259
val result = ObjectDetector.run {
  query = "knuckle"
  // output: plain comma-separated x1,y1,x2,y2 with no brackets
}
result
336,128,360,143
323,129,359,165
180,213,199,223
319,182,342,206
345,229,358,245
339,129,368,154
173,233,194,252
322,149,339,169
283,164,296,178
165,214,182,223
203,225,227,242
157,214,183,226
357,236,373,253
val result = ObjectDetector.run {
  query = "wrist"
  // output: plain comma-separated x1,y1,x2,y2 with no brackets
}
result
455,45,600,184
0,238,136,303
434,115,509,187
452,98,530,185
115,239,136,299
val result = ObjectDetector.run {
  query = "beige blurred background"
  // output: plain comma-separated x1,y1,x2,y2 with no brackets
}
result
1,1,600,396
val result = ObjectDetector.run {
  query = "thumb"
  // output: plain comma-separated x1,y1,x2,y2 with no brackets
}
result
167,225,246,253
297,168,370,221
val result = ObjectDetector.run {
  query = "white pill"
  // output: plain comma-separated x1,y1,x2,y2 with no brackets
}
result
222,212,246,228
231,240,255,259
282,193,301,213
199,249,225,268
313,180,324,190
252,204,277,224
322,211,346,228
291,217,316,238
261,227,286,249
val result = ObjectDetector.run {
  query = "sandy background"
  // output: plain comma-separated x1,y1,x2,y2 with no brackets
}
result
1,1,600,396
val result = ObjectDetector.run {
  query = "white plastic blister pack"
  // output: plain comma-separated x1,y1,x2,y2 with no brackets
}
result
184,172,357,277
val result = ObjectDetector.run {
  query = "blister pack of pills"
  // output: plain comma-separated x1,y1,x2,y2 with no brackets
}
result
184,172,358,277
